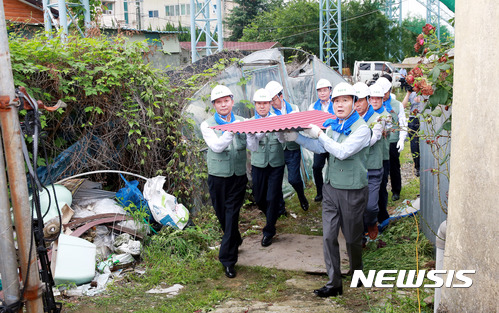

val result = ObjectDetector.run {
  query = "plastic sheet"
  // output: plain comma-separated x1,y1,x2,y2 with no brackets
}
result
184,48,347,201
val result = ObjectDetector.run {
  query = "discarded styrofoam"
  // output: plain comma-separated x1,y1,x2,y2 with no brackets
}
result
114,233,141,255
146,284,184,297
73,198,126,219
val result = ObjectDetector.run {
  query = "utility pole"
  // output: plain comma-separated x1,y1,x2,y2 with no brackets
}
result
0,1,44,312
136,0,141,30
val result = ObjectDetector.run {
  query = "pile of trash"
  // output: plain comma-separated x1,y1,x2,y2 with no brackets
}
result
41,175,190,297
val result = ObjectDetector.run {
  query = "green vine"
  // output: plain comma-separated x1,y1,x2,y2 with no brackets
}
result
406,23,454,215
8,31,229,208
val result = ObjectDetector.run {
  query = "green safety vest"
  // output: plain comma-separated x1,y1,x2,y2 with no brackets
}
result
389,98,402,143
250,117,285,168
379,110,391,161
325,118,369,190
205,116,247,177
270,103,300,151
366,112,383,170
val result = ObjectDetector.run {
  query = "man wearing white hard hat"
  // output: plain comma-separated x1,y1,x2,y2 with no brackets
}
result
247,88,286,248
265,81,309,212
284,82,370,297
353,82,384,241
369,83,393,226
376,76,407,202
201,84,248,279
307,78,335,202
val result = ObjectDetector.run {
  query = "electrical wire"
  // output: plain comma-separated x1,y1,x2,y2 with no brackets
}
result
413,212,421,313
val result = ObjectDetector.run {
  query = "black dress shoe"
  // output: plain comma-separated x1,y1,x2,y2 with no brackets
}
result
313,285,343,297
280,210,288,217
300,200,309,211
314,194,323,202
391,193,400,201
225,266,236,278
261,235,273,247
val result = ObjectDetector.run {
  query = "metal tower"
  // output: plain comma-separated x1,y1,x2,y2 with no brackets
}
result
384,0,402,26
319,0,342,71
43,0,91,39
190,0,223,63
416,0,454,40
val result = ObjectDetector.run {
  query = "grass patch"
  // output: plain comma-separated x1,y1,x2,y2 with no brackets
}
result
62,144,434,313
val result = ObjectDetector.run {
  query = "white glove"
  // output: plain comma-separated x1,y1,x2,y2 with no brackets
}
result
275,131,285,143
223,131,234,141
396,138,405,153
255,132,266,141
283,131,298,142
304,124,323,139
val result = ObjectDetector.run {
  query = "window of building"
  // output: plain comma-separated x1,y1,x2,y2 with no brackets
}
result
103,2,113,14
181,4,186,15
124,1,128,23
149,10,159,18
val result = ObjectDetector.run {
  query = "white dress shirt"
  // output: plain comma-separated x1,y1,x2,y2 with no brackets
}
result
200,120,235,153
296,124,370,160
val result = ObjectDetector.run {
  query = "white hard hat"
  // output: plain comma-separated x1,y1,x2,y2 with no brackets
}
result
369,84,385,98
211,85,233,102
316,78,332,90
376,77,392,93
353,82,370,99
253,88,272,102
331,82,356,100
265,81,283,98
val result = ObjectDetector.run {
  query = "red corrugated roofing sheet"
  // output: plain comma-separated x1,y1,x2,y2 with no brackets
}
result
211,110,336,134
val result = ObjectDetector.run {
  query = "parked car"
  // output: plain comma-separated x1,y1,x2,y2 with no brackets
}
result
353,61,401,88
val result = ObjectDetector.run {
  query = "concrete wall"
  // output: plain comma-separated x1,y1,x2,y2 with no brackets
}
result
439,0,499,312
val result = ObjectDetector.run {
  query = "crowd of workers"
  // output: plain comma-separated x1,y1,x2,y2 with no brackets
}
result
200,75,421,296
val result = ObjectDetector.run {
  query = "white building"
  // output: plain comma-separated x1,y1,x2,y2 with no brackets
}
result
99,0,235,36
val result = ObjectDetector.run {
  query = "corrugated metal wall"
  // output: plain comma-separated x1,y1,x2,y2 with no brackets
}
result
419,111,451,244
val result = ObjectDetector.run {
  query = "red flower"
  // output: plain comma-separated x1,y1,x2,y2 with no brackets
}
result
438,54,448,63
417,34,425,45
420,80,434,96
422,23,435,35
413,81,421,93
424,48,428,55
405,74,415,85
410,66,423,78
422,85,434,96
414,42,421,52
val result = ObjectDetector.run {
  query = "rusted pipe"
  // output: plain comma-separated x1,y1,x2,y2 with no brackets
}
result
0,0,44,311
0,123,21,307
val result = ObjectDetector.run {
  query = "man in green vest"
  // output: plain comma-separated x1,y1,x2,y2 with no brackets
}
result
265,80,309,212
200,85,248,279
354,82,384,241
376,77,407,203
284,82,370,297
368,83,393,230
307,78,335,202
247,89,285,248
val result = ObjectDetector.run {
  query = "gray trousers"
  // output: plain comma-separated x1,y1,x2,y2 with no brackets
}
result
364,168,383,227
322,183,369,288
